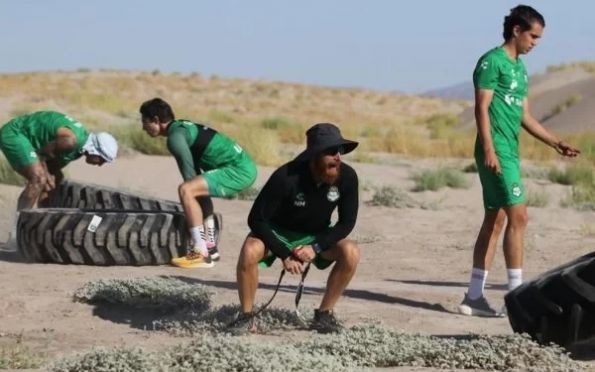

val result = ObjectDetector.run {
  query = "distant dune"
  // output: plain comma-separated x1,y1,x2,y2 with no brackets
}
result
456,65,595,133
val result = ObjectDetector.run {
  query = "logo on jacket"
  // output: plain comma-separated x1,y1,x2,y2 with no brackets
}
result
327,186,340,202
294,192,306,207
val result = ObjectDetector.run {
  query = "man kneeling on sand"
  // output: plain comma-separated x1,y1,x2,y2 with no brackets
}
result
232,123,360,334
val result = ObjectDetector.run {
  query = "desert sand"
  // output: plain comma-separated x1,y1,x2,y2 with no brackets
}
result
0,152,594,371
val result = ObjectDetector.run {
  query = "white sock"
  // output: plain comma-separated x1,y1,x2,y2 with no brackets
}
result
189,226,208,256
507,268,523,291
468,268,488,300
205,216,216,247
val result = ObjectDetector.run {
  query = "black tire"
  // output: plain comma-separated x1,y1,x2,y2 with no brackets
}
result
45,180,184,212
505,251,595,347
17,208,189,266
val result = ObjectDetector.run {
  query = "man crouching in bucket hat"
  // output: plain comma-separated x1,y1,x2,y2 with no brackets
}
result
0,111,118,210
232,123,360,334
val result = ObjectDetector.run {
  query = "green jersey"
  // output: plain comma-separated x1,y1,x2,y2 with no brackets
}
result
166,119,245,181
0,111,89,168
473,47,528,158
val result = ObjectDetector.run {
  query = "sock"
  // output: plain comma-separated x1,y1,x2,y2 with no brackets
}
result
468,268,488,300
189,226,208,256
205,216,216,247
507,268,523,291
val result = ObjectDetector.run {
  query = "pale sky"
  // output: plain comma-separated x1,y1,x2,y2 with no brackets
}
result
1,1,594,93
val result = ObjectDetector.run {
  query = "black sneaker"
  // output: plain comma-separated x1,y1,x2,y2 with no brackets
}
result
227,312,257,335
310,309,344,334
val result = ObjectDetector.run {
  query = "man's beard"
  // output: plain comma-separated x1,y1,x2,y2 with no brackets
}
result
313,156,341,184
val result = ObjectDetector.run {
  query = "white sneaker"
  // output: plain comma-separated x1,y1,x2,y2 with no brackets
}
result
458,293,505,317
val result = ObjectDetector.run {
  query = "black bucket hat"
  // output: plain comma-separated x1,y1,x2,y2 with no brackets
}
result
294,123,358,162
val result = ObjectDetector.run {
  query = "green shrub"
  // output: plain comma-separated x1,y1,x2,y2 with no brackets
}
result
0,335,44,369
367,186,416,208
112,125,169,155
412,168,468,192
0,156,25,186
561,184,595,211
547,163,593,186
261,117,291,130
462,162,477,173
232,187,260,201
526,188,549,208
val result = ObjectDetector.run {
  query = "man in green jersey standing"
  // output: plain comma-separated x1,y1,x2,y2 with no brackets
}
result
0,111,118,210
459,5,580,317
140,98,257,269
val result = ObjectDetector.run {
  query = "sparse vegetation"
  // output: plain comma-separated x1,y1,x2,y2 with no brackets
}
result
462,162,477,173
0,334,45,369
562,184,595,211
411,168,469,192
367,186,416,208
542,94,583,121
227,186,261,201
526,188,549,208
0,156,25,186
111,124,169,156
547,163,594,186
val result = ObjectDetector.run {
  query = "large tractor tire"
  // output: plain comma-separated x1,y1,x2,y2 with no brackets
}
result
504,251,595,347
45,180,183,212
17,208,189,266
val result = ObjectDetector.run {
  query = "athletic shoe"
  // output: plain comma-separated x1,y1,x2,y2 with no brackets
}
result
227,312,257,335
310,309,344,334
171,251,214,268
213,212,223,246
207,243,220,262
458,293,505,317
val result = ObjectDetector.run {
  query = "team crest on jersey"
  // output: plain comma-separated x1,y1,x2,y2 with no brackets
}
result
294,192,306,207
511,183,522,198
327,186,340,202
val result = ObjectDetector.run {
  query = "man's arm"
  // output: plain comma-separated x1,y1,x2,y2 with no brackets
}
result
475,89,501,174
521,99,580,157
38,127,77,161
247,169,291,260
313,168,359,251
167,130,198,181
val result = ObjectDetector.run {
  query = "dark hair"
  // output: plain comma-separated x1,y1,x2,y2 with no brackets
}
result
503,5,545,40
139,98,175,123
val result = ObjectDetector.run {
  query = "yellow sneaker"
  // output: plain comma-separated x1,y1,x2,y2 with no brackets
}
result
171,251,215,268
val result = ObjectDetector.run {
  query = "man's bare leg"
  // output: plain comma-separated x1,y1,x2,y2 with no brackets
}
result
236,236,267,314
318,239,360,311
16,162,48,210
503,203,528,290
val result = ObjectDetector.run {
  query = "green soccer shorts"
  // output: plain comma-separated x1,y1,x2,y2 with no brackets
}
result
0,125,39,170
257,226,334,270
203,151,257,198
476,153,525,210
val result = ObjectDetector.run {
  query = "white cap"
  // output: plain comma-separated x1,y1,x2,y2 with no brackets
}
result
82,132,118,162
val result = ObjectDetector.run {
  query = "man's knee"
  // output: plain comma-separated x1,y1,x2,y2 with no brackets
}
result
238,237,266,268
508,207,528,228
335,239,360,269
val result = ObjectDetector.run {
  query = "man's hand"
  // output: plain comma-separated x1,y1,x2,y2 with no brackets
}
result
45,173,56,192
484,150,501,174
282,256,304,275
555,141,581,157
293,245,316,263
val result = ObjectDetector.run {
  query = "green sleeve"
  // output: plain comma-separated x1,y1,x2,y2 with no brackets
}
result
473,54,499,90
167,128,197,181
